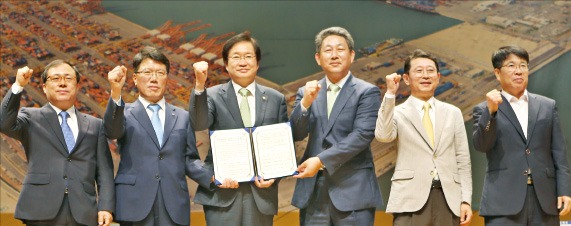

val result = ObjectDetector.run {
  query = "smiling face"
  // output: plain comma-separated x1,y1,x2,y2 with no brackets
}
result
495,54,529,98
315,35,355,83
42,63,79,110
225,41,259,87
403,57,441,101
133,58,168,103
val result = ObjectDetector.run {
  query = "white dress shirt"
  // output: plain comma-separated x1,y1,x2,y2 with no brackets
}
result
502,90,529,139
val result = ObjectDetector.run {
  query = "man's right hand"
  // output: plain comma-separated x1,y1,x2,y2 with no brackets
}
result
108,65,127,101
213,176,239,189
15,66,33,87
300,80,321,109
193,61,208,92
385,73,401,96
486,89,503,115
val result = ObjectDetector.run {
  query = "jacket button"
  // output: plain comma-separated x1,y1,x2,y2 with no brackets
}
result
155,174,160,179
63,176,68,180
159,155,163,160
526,149,531,155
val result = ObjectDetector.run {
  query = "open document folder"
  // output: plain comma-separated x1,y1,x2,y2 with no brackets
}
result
209,122,298,185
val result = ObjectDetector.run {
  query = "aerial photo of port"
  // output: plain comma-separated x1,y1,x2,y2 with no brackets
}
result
1,1,570,225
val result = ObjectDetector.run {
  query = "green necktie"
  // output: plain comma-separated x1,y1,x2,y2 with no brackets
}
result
327,84,341,118
239,88,252,127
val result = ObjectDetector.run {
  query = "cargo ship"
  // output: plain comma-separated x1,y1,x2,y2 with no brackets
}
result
358,38,403,56
386,0,438,14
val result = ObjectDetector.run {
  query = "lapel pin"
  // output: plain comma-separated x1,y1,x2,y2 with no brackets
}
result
262,96,267,101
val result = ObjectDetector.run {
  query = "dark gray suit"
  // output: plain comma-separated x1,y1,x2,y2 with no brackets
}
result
0,91,115,226
189,82,288,225
290,75,383,224
473,92,570,220
104,98,212,225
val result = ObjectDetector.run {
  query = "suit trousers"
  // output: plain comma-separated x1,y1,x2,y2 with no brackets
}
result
119,185,183,226
203,184,273,226
24,195,84,226
300,171,375,226
393,187,459,226
484,185,559,226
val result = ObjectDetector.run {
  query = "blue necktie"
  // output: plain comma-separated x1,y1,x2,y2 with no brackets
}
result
148,104,163,147
59,111,75,153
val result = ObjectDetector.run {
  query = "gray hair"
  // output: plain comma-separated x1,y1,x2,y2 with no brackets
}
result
314,26,354,53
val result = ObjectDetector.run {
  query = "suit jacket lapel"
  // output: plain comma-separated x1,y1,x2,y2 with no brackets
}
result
316,78,328,134
41,105,69,156
402,98,433,151
433,100,447,151
130,100,161,149
498,95,526,143
73,110,90,153
254,84,268,127
161,103,177,148
526,93,540,145
324,75,356,134
222,82,244,128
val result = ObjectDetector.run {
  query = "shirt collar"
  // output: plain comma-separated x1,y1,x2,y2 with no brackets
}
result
409,95,436,112
502,89,528,102
139,96,166,111
49,103,76,118
232,80,256,97
325,71,351,90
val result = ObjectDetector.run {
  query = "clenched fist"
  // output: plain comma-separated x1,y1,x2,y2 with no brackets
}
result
193,61,209,91
385,73,401,96
16,66,34,87
301,80,321,109
486,89,503,115
108,65,127,101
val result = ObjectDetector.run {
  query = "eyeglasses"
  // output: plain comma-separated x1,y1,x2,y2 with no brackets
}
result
135,70,167,78
229,54,256,62
46,75,76,84
411,68,437,76
501,63,528,72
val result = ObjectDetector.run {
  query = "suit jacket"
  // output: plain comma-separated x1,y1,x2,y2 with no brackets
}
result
473,92,570,216
0,91,114,226
104,98,212,225
290,74,383,211
375,96,472,216
189,82,288,215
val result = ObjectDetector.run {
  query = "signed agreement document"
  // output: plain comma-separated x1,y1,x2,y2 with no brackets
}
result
209,122,297,184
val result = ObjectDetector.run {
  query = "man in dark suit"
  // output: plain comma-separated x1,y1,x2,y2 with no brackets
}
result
473,45,571,225
0,60,114,226
104,47,212,226
290,26,383,226
189,32,288,226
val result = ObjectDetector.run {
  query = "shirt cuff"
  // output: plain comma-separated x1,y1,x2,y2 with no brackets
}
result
113,97,124,106
11,83,24,94
384,93,396,99
195,89,204,95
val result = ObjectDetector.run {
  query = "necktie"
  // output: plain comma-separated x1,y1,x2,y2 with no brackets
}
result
239,88,252,127
59,111,75,153
148,104,163,147
422,102,434,147
327,84,341,118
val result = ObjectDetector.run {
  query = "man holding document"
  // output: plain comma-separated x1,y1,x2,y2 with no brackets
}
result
190,31,289,226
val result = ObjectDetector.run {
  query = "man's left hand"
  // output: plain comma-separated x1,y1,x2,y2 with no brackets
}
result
293,157,322,178
460,203,472,226
254,176,275,188
98,210,113,226
558,196,571,216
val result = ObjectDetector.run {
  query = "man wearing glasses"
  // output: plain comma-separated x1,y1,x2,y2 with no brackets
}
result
0,60,115,226
190,31,288,226
375,49,472,226
473,45,571,225
105,46,212,226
